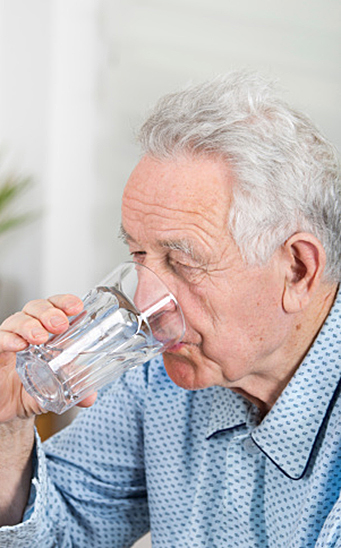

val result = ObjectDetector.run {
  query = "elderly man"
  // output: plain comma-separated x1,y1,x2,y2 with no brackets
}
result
0,71,340,547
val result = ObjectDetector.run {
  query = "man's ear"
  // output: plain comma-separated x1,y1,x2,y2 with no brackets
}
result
282,232,327,313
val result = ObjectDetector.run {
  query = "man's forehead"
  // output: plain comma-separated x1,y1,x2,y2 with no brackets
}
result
125,154,233,204
121,155,233,260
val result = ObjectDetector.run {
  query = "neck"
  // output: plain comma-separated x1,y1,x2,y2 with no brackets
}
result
235,282,339,415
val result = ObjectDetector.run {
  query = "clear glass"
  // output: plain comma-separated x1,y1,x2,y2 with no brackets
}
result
16,262,185,414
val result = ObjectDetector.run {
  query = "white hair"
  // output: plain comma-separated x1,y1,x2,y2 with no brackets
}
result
138,71,341,282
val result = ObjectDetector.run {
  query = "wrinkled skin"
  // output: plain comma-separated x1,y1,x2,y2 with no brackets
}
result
121,154,336,412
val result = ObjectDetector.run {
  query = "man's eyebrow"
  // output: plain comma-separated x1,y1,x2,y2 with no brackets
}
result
119,225,136,244
119,225,205,264
159,239,205,264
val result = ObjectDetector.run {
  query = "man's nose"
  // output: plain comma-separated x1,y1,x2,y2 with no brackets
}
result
133,263,185,345
136,259,180,304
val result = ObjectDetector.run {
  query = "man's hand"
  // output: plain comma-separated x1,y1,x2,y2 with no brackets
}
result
0,294,85,422
0,294,98,527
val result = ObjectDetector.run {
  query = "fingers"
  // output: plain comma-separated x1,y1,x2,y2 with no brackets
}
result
47,294,83,316
0,311,49,349
23,295,83,332
0,331,28,353
77,392,98,408
24,294,83,322
0,295,83,352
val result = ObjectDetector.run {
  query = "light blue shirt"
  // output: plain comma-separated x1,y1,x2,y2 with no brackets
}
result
1,290,340,547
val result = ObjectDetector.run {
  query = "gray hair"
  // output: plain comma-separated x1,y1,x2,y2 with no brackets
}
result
138,71,341,283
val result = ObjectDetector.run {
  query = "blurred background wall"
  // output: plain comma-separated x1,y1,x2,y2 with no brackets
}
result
0,1,339,546
0,0,340,318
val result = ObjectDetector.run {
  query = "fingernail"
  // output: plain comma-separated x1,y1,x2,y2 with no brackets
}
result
65,300,81,311
10,339,27,351
32,328,46,339
50,316,67,327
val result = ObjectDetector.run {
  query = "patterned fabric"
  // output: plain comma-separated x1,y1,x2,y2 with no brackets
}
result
0,290,340,547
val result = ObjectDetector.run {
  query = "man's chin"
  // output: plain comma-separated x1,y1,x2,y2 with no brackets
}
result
162,352,209,391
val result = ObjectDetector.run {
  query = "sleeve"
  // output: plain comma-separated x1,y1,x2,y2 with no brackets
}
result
0,363,150,548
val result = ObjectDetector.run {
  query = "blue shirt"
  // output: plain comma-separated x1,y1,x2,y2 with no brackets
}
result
1,290,340,547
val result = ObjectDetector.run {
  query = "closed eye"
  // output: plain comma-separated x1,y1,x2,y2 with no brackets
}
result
167,257,205,283
130,251,146,263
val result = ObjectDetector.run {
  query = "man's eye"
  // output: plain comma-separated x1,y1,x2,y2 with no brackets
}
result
175,262,194,271
130,251,146,263
168,258,204,283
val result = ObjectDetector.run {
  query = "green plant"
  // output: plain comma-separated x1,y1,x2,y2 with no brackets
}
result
0,175,34,236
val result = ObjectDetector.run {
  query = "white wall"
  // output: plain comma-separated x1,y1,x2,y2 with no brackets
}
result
0,0,50,319
0,0,339,316
0,1,339,545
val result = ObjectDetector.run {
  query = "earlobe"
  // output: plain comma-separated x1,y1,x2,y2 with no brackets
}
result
282,233,326,314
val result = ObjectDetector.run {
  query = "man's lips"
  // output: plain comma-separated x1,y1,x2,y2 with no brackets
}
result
166,342,185,352
166,341,200,352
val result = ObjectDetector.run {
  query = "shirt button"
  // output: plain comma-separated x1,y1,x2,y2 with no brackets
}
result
243,436,259,455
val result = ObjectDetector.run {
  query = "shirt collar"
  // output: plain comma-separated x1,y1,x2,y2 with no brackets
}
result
206,387,251,438
206,287,341,480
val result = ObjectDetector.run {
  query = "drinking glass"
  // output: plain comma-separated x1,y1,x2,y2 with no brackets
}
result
16,261,185,414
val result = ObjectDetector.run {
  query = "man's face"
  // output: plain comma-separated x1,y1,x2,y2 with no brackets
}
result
121,154,292,401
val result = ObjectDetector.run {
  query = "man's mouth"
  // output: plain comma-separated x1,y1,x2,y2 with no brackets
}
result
166,341,200,353
166,342,185,352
